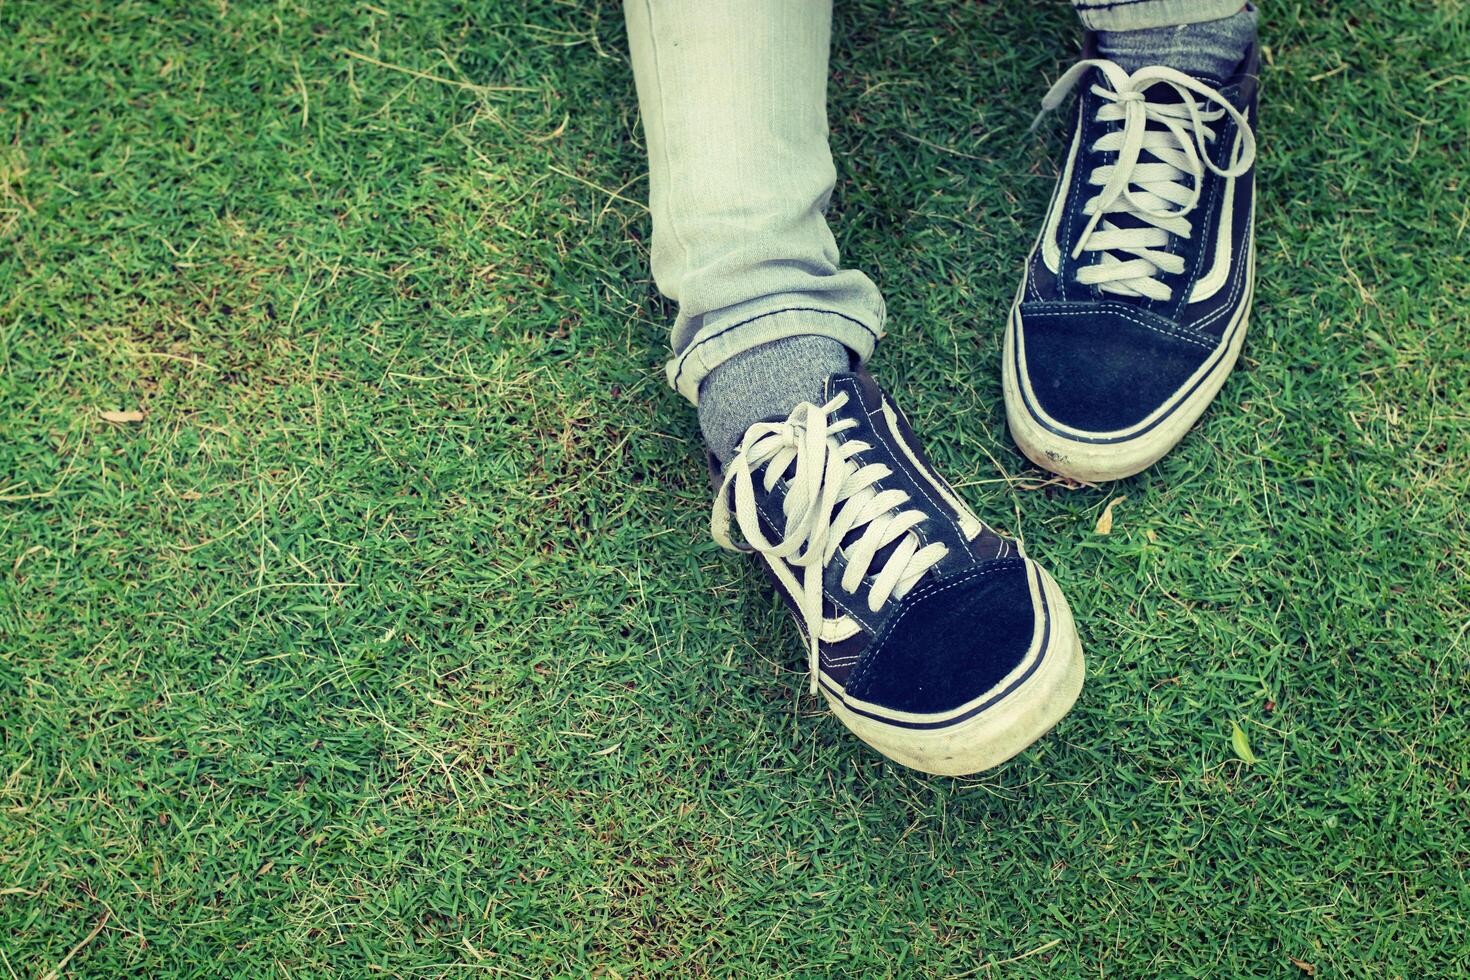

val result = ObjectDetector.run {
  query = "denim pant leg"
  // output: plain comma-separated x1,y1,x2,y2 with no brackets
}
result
624,0,886,405
1071,0,1246,30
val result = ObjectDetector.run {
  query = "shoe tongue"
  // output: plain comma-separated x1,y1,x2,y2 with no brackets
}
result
847,528,912,580
1107,66,1228,103
1134,78,1188,103
1090,74,1198,244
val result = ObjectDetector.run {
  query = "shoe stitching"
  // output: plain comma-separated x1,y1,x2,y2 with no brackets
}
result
845,379,968,547
821,573,877,630
845,559,1023,695
1057,91,1090,301
1167,153,1224,321
1025,304,1216,351
845,561,1018,695
1192,208,1253,332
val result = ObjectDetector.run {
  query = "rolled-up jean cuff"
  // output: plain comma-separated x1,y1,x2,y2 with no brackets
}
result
1073,0,1245,31
665,305,882,404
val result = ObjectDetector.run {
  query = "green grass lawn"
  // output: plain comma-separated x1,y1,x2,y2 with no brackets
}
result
3,0,1468,975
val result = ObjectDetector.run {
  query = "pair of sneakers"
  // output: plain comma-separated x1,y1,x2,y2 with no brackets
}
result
707,47,1259,774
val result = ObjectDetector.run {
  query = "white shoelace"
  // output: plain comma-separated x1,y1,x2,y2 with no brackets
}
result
1033,59,1257,301
711,392,949,694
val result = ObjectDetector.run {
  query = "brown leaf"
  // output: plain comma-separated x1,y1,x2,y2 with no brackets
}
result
99,409,145,423
1289,956,1316,976
1094,495,1127,535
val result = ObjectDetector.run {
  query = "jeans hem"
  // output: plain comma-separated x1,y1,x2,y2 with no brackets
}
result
1073,0,1245,31
666,304,882,404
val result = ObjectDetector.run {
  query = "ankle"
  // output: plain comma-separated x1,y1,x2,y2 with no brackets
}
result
698,336,850,464
1097,4,1257,79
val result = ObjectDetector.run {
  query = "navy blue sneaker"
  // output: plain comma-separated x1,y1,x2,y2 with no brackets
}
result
1004,39,1259,482
712,371,1083,775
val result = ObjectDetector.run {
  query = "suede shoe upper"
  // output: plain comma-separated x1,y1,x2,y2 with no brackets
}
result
1014,40,1259,436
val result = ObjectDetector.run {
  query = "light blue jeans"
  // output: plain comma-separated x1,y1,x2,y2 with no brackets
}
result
625,0,1244,403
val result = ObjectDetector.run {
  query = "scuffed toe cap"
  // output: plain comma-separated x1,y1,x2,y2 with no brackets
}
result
1017,301,1213,433
843,558,1038,715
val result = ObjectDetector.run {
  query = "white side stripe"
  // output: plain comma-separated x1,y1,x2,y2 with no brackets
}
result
760,554,861,643
880,399,984,541
1189,174,1236,303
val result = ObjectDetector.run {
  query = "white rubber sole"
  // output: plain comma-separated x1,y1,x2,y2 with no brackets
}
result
1002,267,1252,484
820,565,1084,776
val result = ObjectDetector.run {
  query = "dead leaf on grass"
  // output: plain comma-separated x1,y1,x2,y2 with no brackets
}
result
1094,495,1126,535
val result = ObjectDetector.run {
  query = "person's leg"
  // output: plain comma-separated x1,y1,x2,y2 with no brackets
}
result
621,1,1085,775
623,0,883,462
1072,1,1258,79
